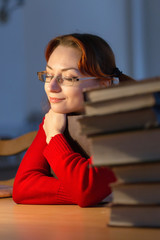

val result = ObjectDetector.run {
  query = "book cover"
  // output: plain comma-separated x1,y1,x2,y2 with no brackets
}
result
109,205,160,227
84,92,160,116
111,182,160,205
78,107,160,136
111,161,160,183
83,76,160,103
89,128,160,166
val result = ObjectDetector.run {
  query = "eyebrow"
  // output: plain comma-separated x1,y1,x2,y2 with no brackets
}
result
46,64,79,72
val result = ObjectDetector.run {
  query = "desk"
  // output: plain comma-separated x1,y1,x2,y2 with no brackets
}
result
0,198,160,240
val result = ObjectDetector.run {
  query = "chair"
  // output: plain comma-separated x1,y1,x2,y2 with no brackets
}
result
0,131,37,197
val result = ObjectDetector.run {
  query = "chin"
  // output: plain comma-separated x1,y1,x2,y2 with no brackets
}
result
50,106,83,114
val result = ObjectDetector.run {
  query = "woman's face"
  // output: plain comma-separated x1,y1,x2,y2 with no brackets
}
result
44,45,100,114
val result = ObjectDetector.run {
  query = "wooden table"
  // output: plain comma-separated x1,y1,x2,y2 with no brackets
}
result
0,198,160,240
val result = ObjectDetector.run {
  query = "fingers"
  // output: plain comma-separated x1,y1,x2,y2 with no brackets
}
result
43,111,66,144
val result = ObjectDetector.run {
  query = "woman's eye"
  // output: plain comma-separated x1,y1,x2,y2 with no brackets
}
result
63,77,78,81
63,77,73,81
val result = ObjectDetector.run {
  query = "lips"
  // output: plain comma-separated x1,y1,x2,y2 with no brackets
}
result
49,97,65,103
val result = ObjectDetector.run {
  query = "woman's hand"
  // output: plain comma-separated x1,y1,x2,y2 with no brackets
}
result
43,109,67,144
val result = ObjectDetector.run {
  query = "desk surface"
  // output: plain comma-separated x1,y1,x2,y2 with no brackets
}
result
0,198,160,240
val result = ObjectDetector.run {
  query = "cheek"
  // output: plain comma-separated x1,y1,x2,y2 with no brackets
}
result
44,84,51,100
68,87,83,103
70,87,82,99
66,87,84,111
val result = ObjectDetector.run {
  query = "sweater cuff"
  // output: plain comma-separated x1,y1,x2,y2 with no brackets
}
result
57,184,75,204
43,134,74,159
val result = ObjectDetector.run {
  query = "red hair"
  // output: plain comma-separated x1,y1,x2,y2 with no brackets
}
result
45,33,134,82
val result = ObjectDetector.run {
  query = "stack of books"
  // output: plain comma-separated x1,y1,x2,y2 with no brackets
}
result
78,76,160,227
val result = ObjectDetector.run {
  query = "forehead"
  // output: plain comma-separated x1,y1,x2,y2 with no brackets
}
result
47,45,81,69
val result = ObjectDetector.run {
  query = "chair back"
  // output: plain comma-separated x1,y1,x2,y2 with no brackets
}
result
0,131,37,156
0,131,37,192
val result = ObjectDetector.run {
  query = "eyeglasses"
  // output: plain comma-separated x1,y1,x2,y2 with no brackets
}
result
37,71,103,86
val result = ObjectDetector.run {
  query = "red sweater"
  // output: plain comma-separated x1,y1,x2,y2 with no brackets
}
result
13,120,116,207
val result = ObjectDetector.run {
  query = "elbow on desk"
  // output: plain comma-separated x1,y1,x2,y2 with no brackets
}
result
76,194,107,208
12,192,19,204
12,178,28,204
76,189,112,208
77,198,90,208
73,178,113,208
12,183,22,204
77,201,94,208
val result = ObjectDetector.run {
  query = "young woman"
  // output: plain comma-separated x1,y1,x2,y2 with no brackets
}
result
13,33,134,207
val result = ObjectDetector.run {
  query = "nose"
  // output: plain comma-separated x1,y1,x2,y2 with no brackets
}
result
47,76,61,92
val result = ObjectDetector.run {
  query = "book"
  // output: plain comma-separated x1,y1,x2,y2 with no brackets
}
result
84,92,160,116
111,161,160,183
81,77,160,229
110,182,160,205
89,128,160,166
108,205,160,227
77,107,160,136
83,76,160,103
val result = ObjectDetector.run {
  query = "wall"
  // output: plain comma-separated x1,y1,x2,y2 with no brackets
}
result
143,0,160,78
0,2,26,137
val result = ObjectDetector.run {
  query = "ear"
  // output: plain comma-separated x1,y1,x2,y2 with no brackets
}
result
99,79,112,87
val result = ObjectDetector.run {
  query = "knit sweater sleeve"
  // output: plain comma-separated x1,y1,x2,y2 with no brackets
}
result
12,121,75,205
43,134,116,207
